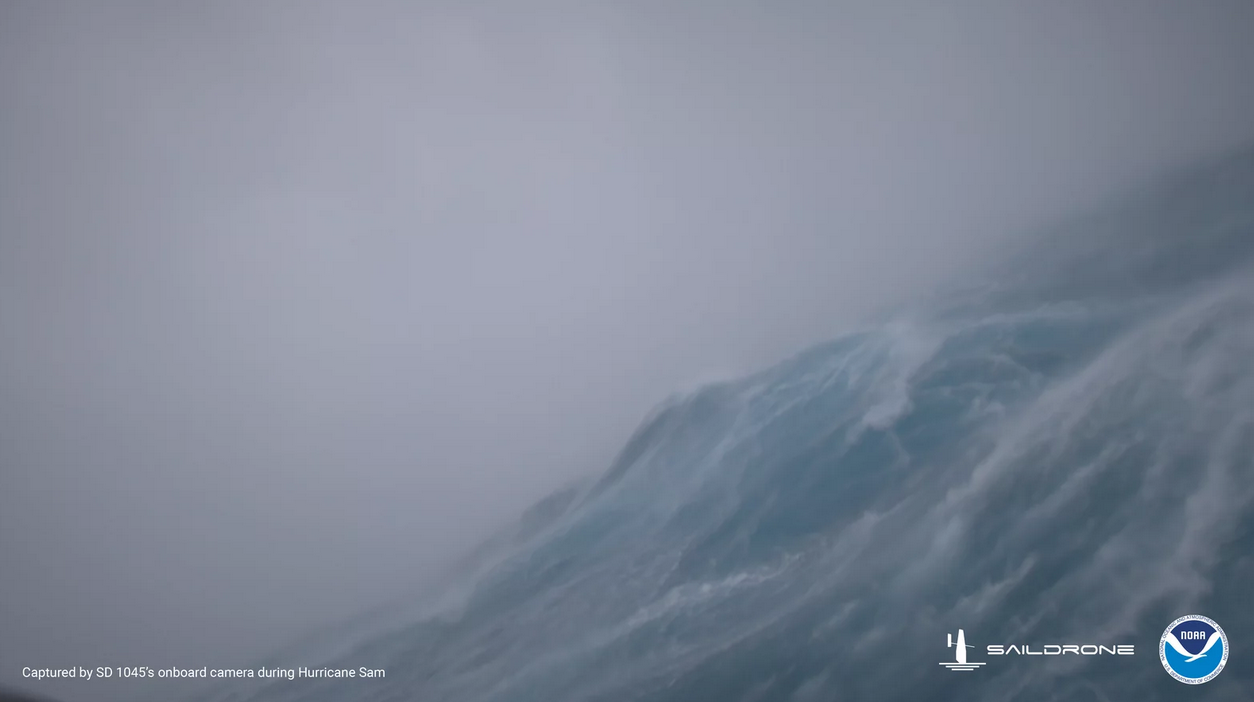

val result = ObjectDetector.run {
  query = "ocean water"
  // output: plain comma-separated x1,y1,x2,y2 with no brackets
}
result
213,151,1254,702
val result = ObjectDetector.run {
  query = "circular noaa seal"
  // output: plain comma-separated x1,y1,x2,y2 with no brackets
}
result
1160,615,1228,684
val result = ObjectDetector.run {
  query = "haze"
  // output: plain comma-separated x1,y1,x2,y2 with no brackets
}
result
3,2,1254,700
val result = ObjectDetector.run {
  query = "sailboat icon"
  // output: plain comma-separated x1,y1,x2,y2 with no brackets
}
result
940,629,986,671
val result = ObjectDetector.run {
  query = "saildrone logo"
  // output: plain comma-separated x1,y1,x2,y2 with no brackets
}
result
1160,615,1228,684
940,629,985,672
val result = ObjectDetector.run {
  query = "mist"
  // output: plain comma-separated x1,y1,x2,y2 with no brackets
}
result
3,2,1254,700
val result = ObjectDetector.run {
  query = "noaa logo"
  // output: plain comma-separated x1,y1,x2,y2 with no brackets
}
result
1160,615,1228,684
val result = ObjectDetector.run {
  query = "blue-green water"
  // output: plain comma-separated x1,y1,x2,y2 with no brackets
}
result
218,151,1254,701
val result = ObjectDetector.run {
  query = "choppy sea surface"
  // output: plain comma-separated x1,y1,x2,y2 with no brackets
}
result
206,150,1254,702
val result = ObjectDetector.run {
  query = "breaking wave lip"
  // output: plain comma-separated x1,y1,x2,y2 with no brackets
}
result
208,148,1254,702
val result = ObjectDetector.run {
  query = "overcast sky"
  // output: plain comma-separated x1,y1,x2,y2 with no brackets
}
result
3,2,1254,700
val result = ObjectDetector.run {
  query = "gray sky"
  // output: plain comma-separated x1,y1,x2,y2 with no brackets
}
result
3,2,1254,700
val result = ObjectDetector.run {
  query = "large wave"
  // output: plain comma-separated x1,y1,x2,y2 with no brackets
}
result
213,150,1254,701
